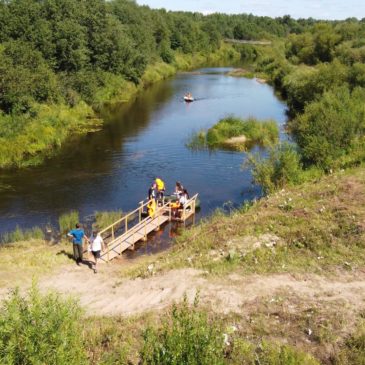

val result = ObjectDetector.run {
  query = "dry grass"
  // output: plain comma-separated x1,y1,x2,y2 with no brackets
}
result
0,239,73,288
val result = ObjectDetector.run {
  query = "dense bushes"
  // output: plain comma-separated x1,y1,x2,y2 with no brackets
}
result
0,286,87,364
246,143,303,193
291,86,365,170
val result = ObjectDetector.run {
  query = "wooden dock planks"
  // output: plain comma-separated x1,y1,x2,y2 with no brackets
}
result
100,214,169,262
98,194,198,263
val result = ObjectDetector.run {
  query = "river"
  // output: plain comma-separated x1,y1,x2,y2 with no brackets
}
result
0,67,287,240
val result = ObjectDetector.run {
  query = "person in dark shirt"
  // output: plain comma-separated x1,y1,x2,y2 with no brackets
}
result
67,223,89,265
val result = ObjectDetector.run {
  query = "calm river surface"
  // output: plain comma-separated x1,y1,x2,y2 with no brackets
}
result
0,67,287,237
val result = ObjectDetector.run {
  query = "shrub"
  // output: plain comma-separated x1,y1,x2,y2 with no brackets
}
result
291,86,365,170
140,295,225,365
185,130,207,150
0,285,87,364
59,210,79,234
245,143,303,193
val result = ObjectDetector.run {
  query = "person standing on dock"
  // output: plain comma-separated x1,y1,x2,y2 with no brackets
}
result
155,177,165,201
67,223,89,266
174,181,184,198
148,182,157,201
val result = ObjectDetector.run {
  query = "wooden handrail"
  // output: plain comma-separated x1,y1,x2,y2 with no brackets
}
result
103,199,170,249
99,198,154,237
100,195,198,262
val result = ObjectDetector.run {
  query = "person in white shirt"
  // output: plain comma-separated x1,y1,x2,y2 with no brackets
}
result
90,231,106,274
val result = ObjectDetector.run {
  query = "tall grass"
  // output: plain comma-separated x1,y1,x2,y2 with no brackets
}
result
94,210,123,230
1,225,44,244
0,285,87,364
59,210,79,234
230,339,319,365
140,295,225,365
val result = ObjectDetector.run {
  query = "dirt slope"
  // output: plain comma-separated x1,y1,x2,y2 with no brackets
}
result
34,263,365,318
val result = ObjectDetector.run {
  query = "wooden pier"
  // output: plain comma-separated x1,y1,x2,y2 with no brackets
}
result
98,194,198,263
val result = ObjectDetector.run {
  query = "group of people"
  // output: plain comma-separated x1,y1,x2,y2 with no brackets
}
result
67,178,191,270
147,177,189,218
147,177,166,217
67,224,105,273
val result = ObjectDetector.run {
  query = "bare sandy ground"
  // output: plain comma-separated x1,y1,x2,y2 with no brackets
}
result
29,263,365,318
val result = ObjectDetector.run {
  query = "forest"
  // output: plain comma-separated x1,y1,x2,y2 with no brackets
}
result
0,0,323,168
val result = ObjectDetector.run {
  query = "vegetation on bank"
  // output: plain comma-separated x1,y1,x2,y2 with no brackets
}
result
0,0,247,169
0,286,87,365
0,286,322,365
124,166,365,279
0,225,44,244
187,116,279,151
2,166,365,364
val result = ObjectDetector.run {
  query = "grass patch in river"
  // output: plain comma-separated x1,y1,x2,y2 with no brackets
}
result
186,116,279,151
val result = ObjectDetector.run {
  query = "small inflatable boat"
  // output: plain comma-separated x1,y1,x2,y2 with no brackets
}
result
184,95,194,102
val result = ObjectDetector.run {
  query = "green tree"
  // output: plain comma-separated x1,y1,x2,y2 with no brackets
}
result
292,86,365,169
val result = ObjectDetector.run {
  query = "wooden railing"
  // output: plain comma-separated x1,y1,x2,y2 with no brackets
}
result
100,199,171,261
180,193,198,221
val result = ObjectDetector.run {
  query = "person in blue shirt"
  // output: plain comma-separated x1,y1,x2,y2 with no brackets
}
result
67,223,89,265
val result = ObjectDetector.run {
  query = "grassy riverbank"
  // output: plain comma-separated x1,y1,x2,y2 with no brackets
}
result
2,166,365,364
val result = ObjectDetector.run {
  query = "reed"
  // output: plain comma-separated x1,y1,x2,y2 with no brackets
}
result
58,210,80,235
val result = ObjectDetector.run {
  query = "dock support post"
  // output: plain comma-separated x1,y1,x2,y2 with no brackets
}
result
143,221,147,241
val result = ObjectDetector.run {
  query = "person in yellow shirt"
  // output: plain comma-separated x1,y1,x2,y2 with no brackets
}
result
155,177,165,200
147,199,156,217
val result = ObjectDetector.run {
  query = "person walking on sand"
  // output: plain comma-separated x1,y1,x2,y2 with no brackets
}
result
67,223,89,266
90,231,106,274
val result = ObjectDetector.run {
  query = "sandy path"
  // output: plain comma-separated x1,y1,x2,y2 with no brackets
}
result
33,264,365,317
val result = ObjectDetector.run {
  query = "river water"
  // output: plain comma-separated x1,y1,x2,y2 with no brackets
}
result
0,67,287,238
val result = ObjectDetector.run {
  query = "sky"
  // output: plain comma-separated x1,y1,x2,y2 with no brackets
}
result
136,0,365,20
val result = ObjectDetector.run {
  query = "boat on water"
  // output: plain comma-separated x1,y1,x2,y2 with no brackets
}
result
184,93,194,102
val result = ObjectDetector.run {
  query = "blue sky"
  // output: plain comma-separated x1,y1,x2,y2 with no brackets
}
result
137,0,365,20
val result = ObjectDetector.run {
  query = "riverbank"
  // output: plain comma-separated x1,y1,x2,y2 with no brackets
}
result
0,45,240,170
2,165,365,363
